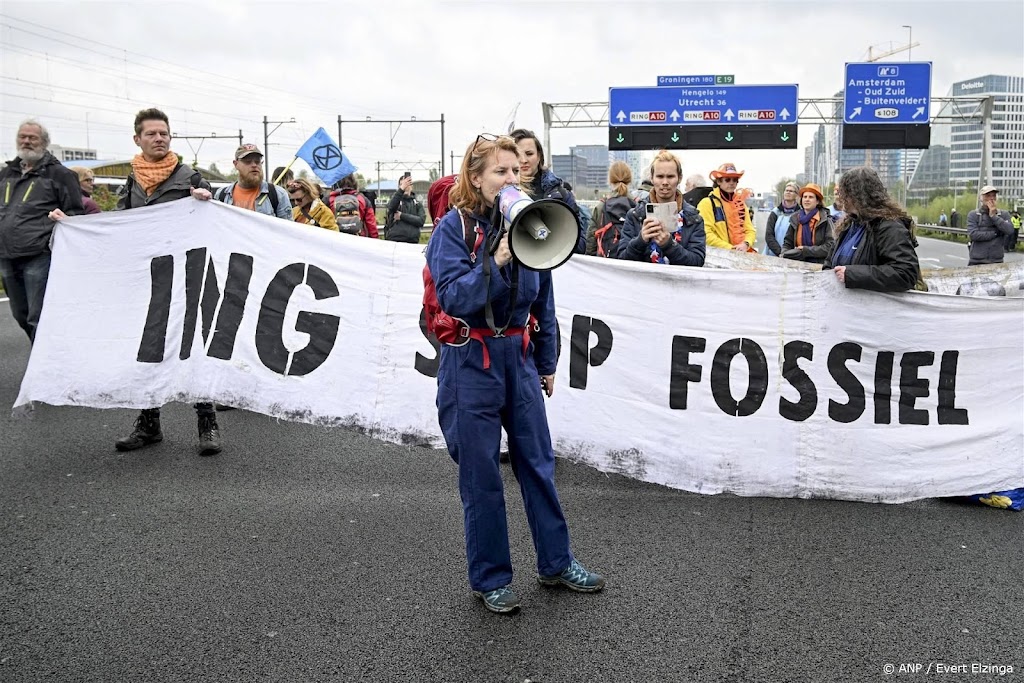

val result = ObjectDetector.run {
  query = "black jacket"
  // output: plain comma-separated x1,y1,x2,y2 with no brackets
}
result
823,217,920,292
782,208,836,264
0,151,84,259
385,191,425,243
681,186,712,208
116,162,210,210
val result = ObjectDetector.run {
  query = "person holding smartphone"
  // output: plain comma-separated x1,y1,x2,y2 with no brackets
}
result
614,150,706,266
385,171,425,243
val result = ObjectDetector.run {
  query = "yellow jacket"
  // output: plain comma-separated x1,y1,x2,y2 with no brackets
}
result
696,186,755,250
293,199,339,231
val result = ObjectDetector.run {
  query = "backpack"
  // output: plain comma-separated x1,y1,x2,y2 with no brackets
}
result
422,212,482,344
334,193,365,235
594,195,634,257
121,162,202,209
214,183,280,214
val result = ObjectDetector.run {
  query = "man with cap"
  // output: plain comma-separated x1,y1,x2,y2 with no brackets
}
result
696,162,756,252
966,185,1014,265
214,143,291,219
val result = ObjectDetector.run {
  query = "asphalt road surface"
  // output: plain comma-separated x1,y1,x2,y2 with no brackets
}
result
1,314,1021,683
915,236,1023,271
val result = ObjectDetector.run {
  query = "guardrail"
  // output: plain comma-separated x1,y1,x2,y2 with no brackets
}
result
918,223,1023,242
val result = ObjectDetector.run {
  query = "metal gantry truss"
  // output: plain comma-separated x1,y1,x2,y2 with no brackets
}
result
542,96,991,139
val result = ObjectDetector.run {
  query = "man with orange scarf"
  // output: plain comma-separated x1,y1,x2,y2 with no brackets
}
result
53,108,223,457
696,162,756,252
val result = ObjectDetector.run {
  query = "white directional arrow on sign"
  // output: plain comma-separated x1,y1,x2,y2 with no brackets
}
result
779,108,790,120
616,110,626,122
724,109,735,121
670,110,680,121
912,107,925,119
850,107,862,119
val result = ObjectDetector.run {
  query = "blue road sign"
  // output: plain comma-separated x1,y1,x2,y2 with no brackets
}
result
609,85,798,126
844,62,932,124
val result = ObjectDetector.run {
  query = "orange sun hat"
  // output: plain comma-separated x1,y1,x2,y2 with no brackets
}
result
709,162,745,181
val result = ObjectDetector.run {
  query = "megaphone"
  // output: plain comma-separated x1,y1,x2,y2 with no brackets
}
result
489,185,579,271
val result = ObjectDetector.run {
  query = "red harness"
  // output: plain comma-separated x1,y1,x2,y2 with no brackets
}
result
433,211,539,369
447,323,536,369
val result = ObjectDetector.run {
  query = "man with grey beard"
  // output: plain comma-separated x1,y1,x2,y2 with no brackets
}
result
0,119,83,342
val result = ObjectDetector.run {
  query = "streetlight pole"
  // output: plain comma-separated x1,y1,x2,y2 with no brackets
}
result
902,25,912,60
262,116,296,180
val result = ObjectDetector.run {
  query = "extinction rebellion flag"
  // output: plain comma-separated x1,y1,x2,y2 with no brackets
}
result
296,127,357,186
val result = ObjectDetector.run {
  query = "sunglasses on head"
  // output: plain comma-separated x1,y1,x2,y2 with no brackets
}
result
471,133,502,156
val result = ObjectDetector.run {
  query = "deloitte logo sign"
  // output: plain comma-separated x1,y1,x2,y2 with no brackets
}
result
959,81,986,92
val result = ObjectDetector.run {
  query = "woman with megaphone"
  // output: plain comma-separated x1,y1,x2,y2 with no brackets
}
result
424,134,605,615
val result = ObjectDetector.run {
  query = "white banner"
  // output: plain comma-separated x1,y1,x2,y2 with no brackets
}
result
704,247,1024,297
16,200,1024,503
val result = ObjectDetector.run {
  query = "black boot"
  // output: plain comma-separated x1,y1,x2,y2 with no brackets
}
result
197,414,222,456
115,409,163,451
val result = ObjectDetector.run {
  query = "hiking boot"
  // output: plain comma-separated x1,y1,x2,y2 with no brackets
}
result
472,586,521,614
115,410,163,451
537,559,605,593
197,415,222,456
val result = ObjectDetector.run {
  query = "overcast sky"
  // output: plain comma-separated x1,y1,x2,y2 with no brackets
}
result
1,0,1022,190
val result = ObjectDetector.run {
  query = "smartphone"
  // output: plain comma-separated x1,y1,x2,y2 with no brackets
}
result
402,171,412,180
647,202,678,227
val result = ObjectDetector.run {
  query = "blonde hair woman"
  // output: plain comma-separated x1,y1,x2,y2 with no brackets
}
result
288,177,338,231
426,134,604,615
587,161,635,257
69,166,102,215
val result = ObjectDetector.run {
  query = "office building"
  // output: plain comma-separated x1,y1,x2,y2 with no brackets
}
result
909,75,1024,203
49,145,98,162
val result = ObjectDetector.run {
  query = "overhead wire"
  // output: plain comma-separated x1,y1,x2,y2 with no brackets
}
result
0,14,442,161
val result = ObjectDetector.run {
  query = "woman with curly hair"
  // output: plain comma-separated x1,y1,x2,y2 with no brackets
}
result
823,167,920,292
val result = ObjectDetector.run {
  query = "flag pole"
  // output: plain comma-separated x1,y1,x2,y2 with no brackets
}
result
272,157,298,186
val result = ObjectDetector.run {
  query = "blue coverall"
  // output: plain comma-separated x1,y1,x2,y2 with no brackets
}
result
425,207,574,593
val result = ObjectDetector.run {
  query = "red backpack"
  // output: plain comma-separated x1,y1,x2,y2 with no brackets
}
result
422,211,484,345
